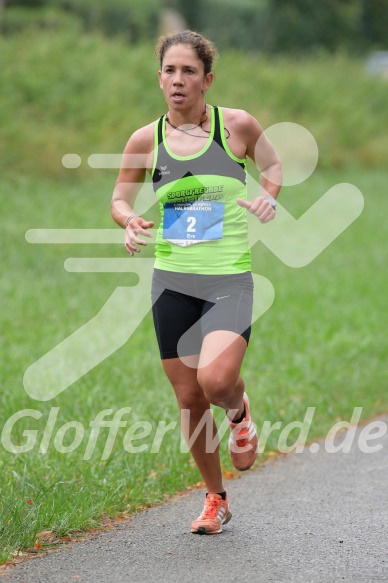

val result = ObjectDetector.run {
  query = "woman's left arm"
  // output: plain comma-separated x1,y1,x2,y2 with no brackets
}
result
236,111,282,224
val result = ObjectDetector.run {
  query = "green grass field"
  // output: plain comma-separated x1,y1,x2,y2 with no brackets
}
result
1,167,386,562
1,28,387,564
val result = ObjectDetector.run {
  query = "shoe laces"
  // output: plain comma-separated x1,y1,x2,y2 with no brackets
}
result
200,495,222,519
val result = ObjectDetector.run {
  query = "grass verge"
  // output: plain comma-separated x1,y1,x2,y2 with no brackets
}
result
0,166,387,563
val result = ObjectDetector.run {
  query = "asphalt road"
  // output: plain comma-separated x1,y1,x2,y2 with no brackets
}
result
1,416,387,583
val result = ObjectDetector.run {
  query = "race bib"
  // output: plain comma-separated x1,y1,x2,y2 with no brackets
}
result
163,201,224,247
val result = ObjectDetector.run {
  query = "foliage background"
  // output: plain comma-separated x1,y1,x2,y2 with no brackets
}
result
1,0,387,52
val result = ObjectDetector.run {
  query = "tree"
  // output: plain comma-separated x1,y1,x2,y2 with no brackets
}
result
268,0,363,53
362,0,388,47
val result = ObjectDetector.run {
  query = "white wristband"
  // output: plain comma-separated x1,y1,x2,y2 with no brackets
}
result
263,194,277,210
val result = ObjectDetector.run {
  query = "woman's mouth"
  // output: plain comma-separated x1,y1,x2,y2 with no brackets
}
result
171,92,185,103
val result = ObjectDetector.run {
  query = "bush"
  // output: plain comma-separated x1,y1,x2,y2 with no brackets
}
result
0,29,387,178
0,5,82,35
1,0,160,43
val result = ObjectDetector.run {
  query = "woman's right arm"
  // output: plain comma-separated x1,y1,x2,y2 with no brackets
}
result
111,126,155,256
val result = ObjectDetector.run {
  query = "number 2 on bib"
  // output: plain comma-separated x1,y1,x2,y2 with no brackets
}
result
162,201,224,246
187,216,196,233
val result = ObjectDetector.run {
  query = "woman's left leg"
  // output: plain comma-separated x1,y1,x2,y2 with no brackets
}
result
196,330,259,471
196,330,247,419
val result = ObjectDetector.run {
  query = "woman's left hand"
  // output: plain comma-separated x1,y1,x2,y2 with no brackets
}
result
236,196,276,224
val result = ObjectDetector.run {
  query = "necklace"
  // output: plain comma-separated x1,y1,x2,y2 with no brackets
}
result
165,105,210,138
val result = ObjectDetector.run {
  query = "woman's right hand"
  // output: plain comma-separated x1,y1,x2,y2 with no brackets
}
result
125,216,155,256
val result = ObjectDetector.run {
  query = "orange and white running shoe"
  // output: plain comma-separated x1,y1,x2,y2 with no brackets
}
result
191,493,232,534
228,392,258,471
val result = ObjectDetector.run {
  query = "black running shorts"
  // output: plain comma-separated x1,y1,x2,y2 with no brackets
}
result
151,268,254,359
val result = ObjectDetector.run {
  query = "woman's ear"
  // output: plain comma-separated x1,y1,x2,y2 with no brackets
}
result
203,71,214,92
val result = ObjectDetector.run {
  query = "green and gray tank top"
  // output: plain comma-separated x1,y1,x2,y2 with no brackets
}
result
151,105,251,274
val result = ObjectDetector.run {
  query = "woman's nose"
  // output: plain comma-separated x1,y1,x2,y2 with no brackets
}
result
172,72,183,84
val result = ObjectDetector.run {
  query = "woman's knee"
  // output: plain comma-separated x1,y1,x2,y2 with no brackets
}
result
197,369,236,406
173,383,209,414
162,359,207,412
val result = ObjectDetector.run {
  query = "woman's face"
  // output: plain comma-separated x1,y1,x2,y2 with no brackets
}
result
158,44,213,111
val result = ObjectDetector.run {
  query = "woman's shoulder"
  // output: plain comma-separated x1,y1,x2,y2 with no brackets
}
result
218,107,254,127
219,106,263,143
124,120,157,154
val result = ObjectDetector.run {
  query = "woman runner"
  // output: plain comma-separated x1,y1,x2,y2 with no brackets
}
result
111,30,282,534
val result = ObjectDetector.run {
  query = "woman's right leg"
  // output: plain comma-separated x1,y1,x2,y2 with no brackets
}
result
152,275,232,533
161,357,225,495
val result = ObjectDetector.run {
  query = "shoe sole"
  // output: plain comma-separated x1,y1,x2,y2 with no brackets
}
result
191,511,232,535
